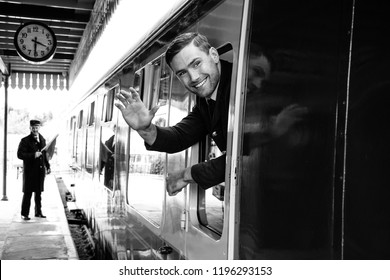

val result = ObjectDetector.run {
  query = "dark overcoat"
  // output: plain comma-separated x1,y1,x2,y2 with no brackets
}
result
146,60,232,188
17,133,50,192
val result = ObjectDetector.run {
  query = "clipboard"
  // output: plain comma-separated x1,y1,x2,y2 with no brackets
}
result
41,133,59,152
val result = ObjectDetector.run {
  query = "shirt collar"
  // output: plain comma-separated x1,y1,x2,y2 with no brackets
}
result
207,82,219,102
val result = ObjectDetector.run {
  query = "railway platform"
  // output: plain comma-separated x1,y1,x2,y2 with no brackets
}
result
0,172,78,260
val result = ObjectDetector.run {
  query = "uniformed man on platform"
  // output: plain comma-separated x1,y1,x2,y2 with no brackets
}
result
17,119,51,220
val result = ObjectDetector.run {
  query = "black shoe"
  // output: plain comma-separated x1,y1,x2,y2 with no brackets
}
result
22,216,31,220
35,214,46,218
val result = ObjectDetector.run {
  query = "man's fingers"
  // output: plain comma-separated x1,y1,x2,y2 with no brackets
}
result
119,88,132,98
117,87,142,106
116,92,129,106
166,172,187,196
114,103,125,111
129,87,141,102
168,189,181,196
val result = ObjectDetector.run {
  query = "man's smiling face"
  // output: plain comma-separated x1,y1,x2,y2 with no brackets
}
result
30,125,40,136
170,42,221,98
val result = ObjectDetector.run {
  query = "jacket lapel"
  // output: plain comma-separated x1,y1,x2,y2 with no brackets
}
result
211,60,231,135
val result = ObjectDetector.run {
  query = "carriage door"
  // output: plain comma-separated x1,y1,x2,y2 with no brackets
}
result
165,0,244,259
182,42,235,259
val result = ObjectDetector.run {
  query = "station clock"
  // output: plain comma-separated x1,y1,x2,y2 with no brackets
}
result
14,21,57,64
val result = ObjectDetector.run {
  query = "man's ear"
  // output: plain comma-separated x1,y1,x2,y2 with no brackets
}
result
209,47,220,63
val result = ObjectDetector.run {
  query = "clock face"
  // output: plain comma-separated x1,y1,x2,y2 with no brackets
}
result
14,21,57,64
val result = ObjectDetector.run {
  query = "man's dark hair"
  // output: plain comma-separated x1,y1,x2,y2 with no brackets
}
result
165,32,211,68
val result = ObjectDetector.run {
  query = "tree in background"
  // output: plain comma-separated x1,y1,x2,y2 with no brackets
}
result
8,107,53,134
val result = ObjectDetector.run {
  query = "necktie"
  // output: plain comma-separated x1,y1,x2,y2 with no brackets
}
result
207,99,215,119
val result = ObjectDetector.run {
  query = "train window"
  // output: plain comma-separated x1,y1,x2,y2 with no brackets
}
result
197,139,224,234
87,101,95,126
127,57,168,227
113,113,129,196
69,116,74,131
69,116,76,158
144,59,162,110
133,69,144,99
101,94,107,121
158,60,170,107
102,86,116,122
239,0,343,259
77,110,83,129
75,131,83,167
99,125,116,190
150,59,163,108
85,102,95,174
74,109,84,166
196,44,234,235
85,128,94,173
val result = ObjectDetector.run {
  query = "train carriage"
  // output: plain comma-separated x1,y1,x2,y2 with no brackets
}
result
61,0,390,259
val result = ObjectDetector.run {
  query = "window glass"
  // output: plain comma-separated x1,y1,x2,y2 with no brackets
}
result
151,60,161,106
198,138,224,234
99,125,116,190
114,111,129,196
239,0,341,259
133,69,144,98
344,1,390,259
75,130,82,166
85,126,94,173
104,87,116,122
88,101,95,126
77,110,83,128
197,45,233,235
127,58,167,226
158,60,170,106
85,102,95,173
69,117,74,131
101,95,107,121
69,116,76,158
75,110,84,166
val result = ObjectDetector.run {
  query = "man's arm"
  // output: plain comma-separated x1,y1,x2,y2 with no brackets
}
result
137,123,158,146
116,87,160,145
191,154,226,188
17,139,36,160
166,154,226,196
145,105,208,153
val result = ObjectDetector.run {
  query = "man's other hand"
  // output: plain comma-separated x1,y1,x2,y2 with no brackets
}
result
166,167,194,196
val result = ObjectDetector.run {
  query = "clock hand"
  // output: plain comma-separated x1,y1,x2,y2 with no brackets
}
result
33,37,37,54
31,38,47,48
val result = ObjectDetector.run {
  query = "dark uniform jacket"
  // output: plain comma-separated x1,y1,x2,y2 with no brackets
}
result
146,60,232,188
17,133,50,192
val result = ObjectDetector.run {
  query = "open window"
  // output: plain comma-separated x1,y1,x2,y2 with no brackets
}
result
69,116,76,158
75,109,84,167
85,101,95,173
101,87,116,122
197,43,233,236
87,101,95,126
99,85,119,190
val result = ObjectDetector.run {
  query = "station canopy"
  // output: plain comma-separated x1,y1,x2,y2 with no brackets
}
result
0,0,120,91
